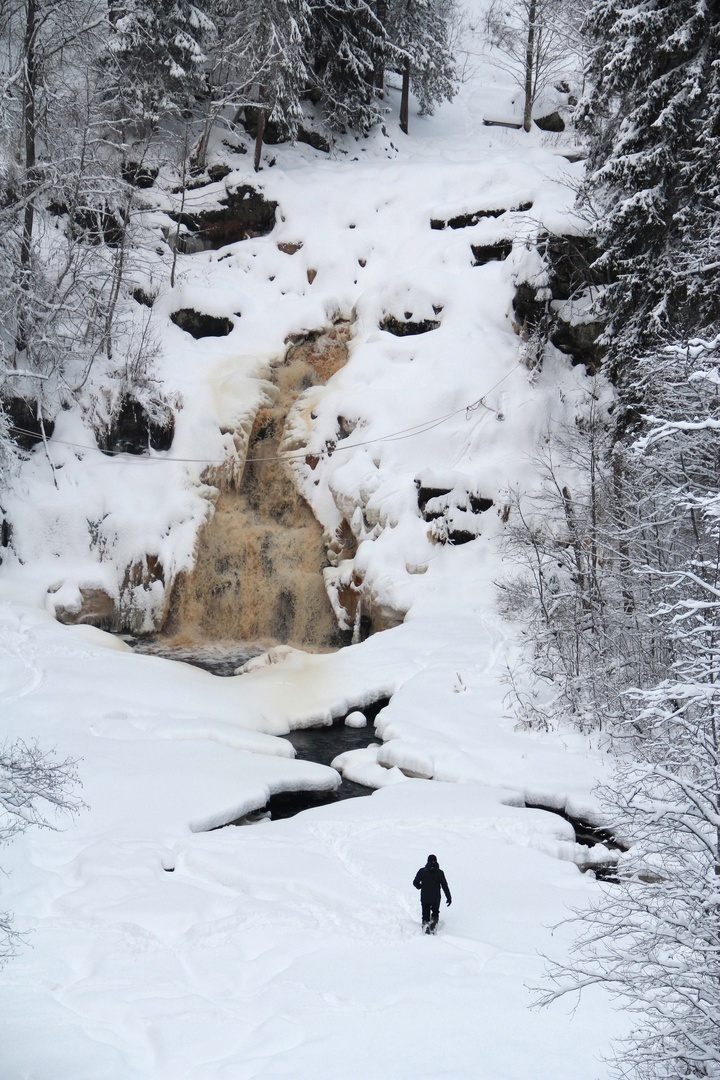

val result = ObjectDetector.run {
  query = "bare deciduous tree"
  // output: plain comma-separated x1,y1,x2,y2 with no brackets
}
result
484,0,584,130
1,738,84,964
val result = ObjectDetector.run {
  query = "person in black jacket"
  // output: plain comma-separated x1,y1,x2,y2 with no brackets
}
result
413,854,452,933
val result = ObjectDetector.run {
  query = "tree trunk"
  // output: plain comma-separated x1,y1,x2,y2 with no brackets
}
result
170,116,192,289
399,58,410,134
374,0,388,93
254,108,266,173
17,0,38,353
523,0,537,132
561,485,589,609
191,112,213,174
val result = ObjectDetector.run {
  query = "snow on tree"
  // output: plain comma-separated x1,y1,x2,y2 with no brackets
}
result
1,739,83,964
308,0,387,133
102,1,216,126
578,0,720,366
499,393,656,736
0,1,159,483
1,2,105,441
483,0,582,131
386,0,457,130
302,0,458,136
207,0,311,169
538,337,720,1079
505,9,720,1071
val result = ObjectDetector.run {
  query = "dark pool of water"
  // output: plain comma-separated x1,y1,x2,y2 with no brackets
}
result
285,697,391,768
264,777,375,819
126,632,393,822
264,697,391,816
525,801,626,881
525,802,627,852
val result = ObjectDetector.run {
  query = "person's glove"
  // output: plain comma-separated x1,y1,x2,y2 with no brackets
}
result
446,898,452,907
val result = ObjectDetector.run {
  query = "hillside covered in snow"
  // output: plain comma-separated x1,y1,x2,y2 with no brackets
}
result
0,4,641,1078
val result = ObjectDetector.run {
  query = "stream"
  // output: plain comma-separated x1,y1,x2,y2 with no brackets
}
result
128,641,624,875
124,636,389,815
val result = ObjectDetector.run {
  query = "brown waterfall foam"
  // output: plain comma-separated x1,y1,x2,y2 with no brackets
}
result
165,324,351,649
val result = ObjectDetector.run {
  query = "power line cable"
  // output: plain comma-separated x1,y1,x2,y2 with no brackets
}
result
7,364,521,467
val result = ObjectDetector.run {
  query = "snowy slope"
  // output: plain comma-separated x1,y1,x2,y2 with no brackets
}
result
0,21,627,1080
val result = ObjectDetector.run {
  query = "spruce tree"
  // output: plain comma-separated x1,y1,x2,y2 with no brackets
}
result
218,0,311,141
103,1,216,125
579,0,720,367
309,0,387,132
387,0,457,120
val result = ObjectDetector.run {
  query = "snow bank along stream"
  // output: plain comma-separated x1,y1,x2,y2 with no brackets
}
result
0,55,632,1072
134,637,624,877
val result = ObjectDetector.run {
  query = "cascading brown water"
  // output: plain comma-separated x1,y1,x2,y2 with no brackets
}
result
165,325,350,649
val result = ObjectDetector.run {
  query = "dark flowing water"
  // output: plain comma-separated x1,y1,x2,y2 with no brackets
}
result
122,637,263,676
132,635,626,872
222,699,391,823
525,801,626,880
122,633,627,864
126,632,392,820
267,697,391,816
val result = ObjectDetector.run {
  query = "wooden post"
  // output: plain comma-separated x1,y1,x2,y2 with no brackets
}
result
254,108,266,173
399,57,410,135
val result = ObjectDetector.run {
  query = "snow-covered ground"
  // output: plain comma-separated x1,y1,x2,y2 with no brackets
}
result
0,23,628,1080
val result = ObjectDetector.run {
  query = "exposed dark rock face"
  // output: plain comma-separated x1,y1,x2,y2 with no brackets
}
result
545,235,605,300
237,107,330,153
45,199,125,246
72,204,124,246
241,106,285,145
431,201,533,230
221,139,247,155
168,184,278,253
133,287,156,308
472,241,513,264
3,398,55,450
207,164,232,183
380,313,441,336
551,317,605,376
512,282,548,336
468,493,495,514
534,111,565,132
512,233,607,372
297,126,331,152
175,165,234,193
0,515,12,564
170,308,234,339
416,479,494,546
121,160,159,188
100,397,174,456
416,484,454,515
